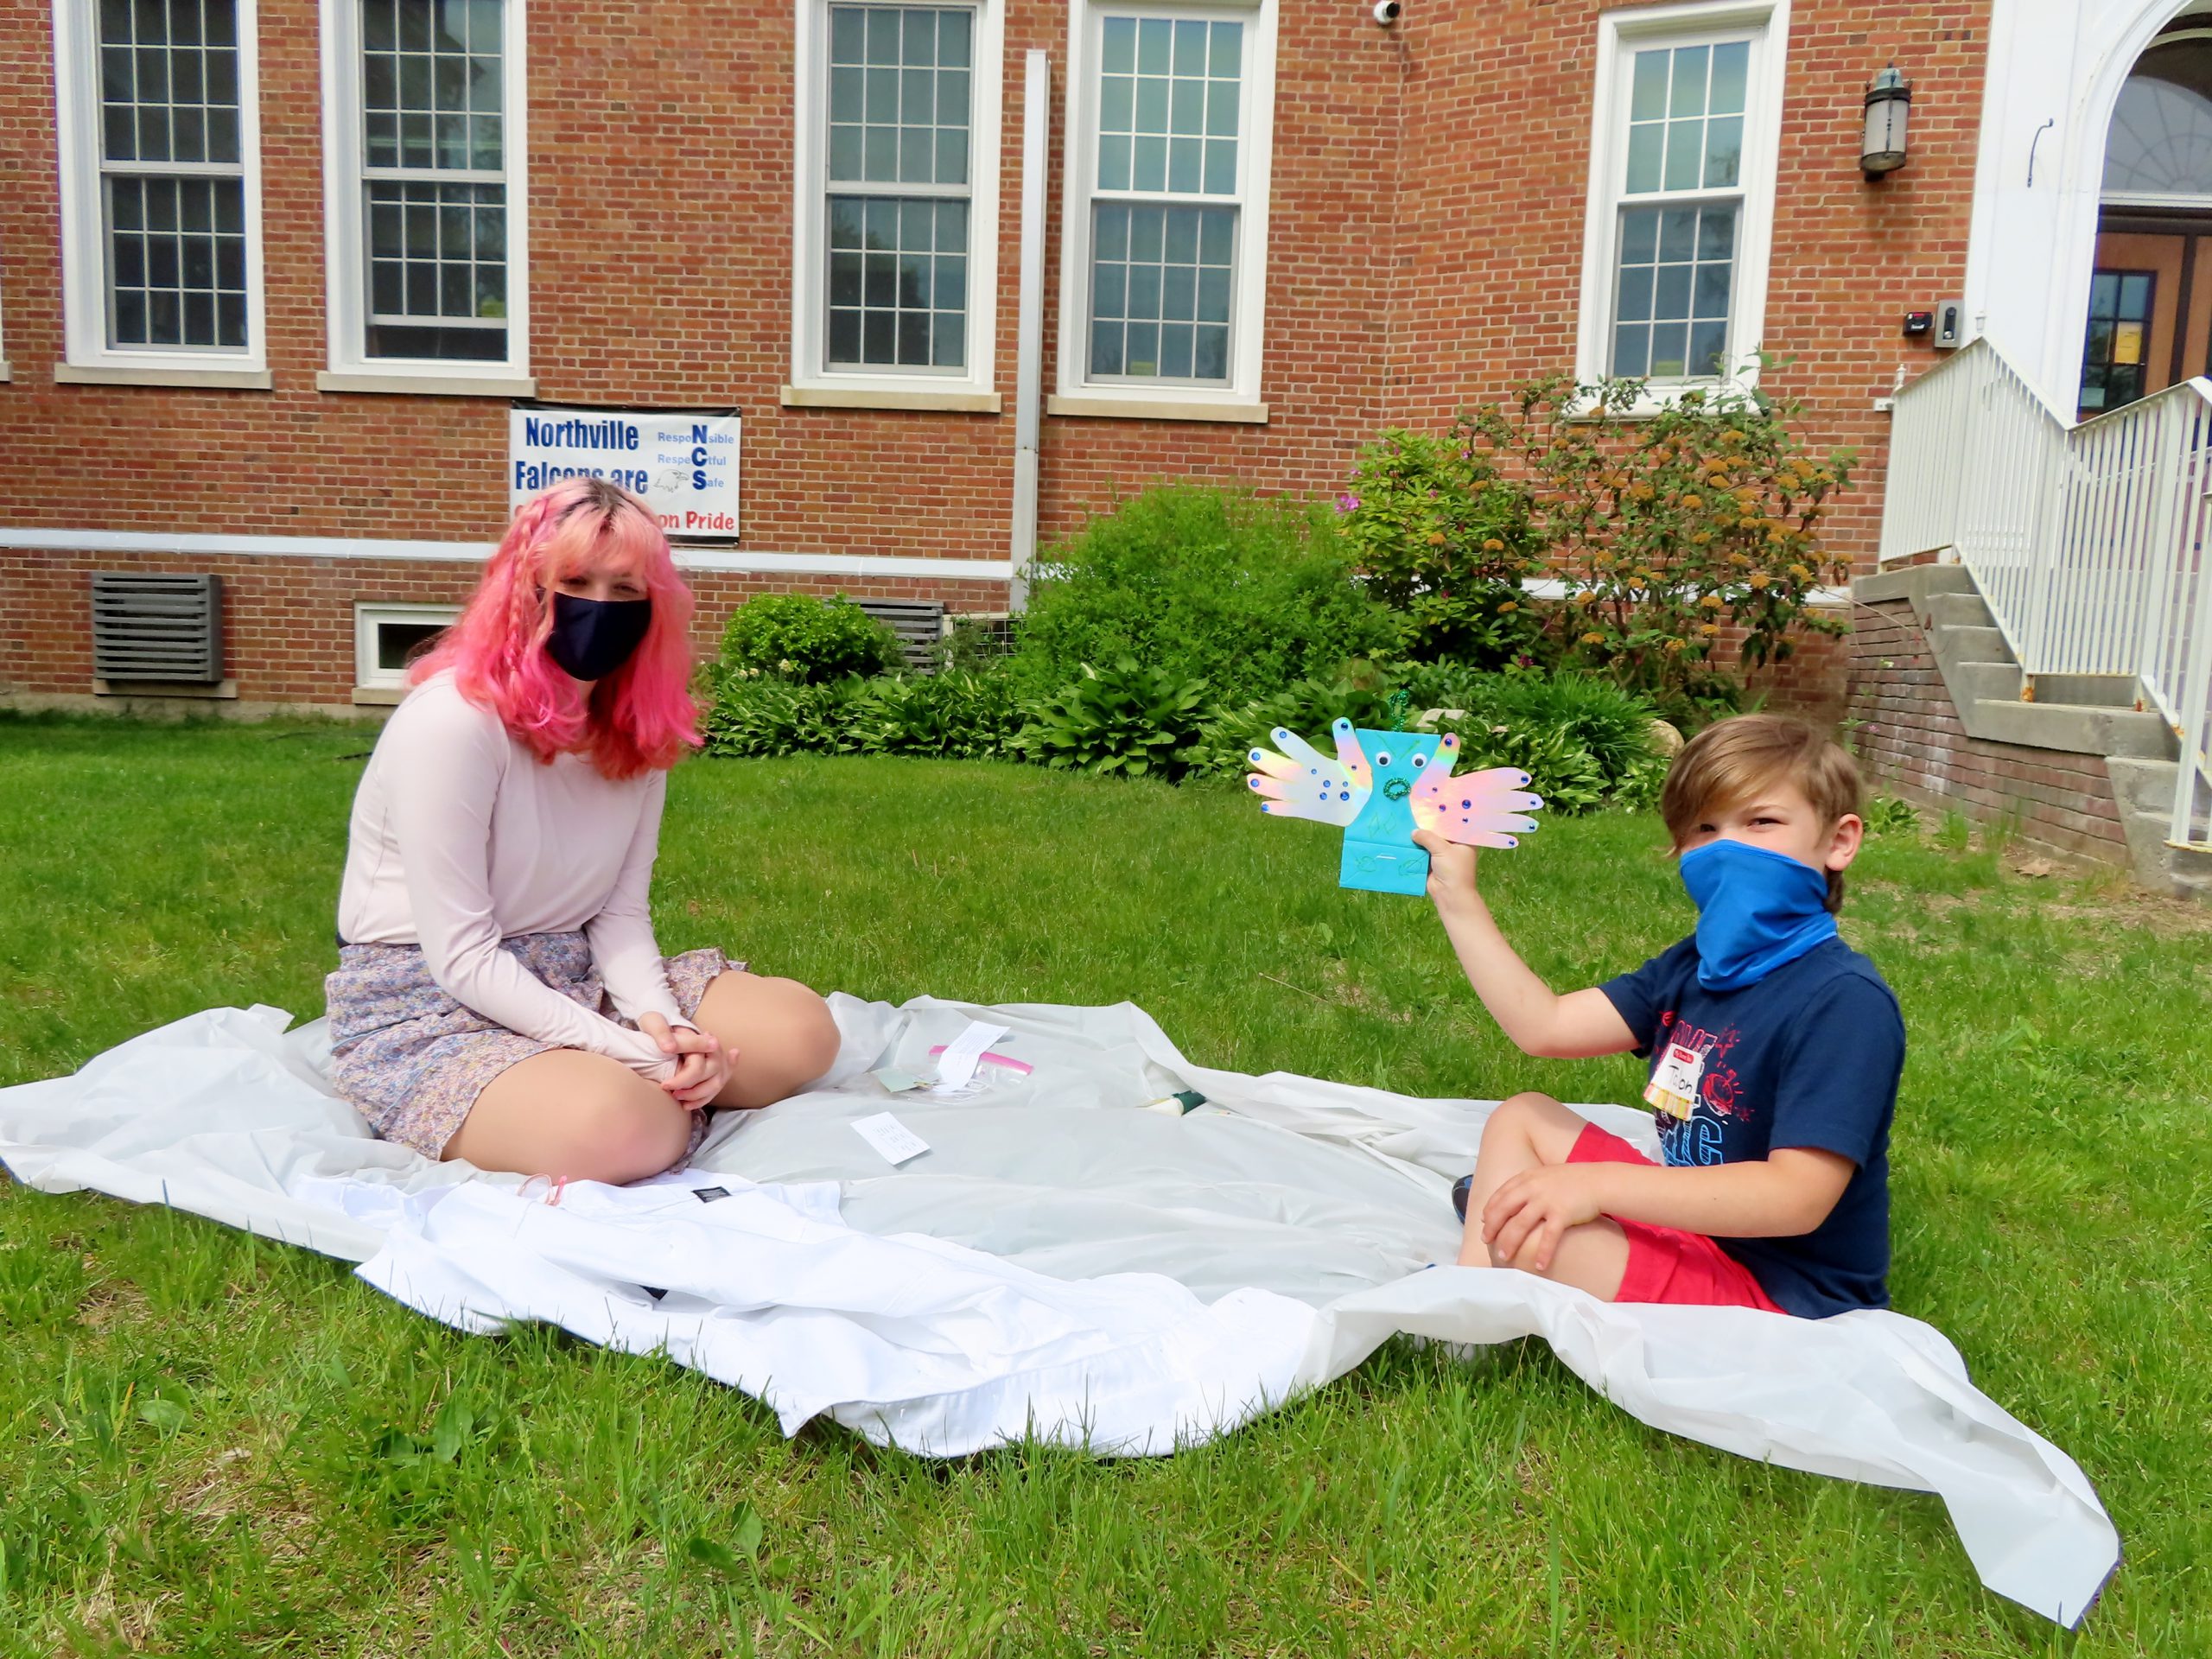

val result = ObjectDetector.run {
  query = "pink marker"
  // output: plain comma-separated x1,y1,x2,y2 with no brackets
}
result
926,1044,1033,1077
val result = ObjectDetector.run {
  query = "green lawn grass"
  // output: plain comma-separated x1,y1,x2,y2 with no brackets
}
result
1,711,2207,1657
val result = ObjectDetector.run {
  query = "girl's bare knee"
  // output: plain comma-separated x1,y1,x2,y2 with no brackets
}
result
564,1093,689,1183
779,982,842,1084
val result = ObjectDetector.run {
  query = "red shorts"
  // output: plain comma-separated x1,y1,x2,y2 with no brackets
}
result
1567,1122,1787,1313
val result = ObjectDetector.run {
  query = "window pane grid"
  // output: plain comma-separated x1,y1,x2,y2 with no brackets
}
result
1624,40,1746,198
98,0,244,167
1095,14,1241,197
358,0,508,361
365,179,508,359
97,0,247,351
360,0,503,172
826,194,969,370
1083,12,1245,389
1611,203,1734,380
826,4,972,189
2080,269,2156,412
1088,200,1233,384
818,5,974,374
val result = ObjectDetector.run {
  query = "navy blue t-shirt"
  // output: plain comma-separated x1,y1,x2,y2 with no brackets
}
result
1599,935,1905,1318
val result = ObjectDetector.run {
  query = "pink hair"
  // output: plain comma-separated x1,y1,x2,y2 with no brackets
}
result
411,478,701,779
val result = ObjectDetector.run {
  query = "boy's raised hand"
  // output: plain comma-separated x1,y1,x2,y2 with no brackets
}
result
1412,826,1480,912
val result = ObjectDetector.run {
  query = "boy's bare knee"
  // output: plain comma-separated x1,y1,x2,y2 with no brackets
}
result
1482,1090,1559,1144
1500,1090,1562,1117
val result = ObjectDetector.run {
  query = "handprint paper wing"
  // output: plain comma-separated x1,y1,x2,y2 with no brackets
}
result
1409,737,1545,849
1246,727,1368,826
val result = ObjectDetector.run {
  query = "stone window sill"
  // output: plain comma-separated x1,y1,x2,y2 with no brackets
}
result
55,364,272,391
781,383,1002,414
317,370,538,398
1045,394,1268,424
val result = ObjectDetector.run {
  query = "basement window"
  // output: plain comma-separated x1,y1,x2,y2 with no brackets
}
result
354,601,458,696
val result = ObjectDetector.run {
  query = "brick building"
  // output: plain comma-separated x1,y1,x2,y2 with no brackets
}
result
1,0,2209,884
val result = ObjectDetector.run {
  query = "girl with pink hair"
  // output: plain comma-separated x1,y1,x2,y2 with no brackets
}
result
323,478,841,1182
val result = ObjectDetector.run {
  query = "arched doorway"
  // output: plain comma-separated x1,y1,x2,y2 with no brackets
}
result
2079,19,2212,415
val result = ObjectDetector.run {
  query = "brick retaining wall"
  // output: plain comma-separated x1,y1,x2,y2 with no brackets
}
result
1846,594,2131,861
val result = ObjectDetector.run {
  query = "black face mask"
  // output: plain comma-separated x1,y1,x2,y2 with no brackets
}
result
545,592,652,681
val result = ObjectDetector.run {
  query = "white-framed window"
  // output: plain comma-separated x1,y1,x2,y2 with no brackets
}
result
354,601,459,690
1053,0,1275,419
319,0,531,388
50,0,270,379
1573,0,1788,401
788,0,1002,407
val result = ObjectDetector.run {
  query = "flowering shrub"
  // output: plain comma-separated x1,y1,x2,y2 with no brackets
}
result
1461,373,1856,704
1338,429,1547,665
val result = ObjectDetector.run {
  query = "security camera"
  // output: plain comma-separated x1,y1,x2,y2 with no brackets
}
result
1372,0,1402,24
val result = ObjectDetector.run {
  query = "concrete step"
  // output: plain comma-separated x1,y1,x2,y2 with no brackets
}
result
2106,756,2183,818
1934,623,2015,664
1952,660,2026,702
1855,563,1979,605
2027,673,2143,709
2121,808,2212,897
1929,591,1997,630
1967,698,2180,760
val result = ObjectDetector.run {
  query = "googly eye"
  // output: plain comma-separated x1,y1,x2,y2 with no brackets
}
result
1411,753,1427,768
1375,752,1391,766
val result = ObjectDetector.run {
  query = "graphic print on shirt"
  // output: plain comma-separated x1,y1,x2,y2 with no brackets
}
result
1649,1011,1745,1167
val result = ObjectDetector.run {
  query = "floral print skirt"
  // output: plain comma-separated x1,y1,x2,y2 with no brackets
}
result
325,931,740,1160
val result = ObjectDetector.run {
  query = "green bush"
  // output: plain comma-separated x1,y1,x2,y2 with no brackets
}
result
1339,429,1547,665
700,675,857,758
702,669,1025,762
1012,486,1401,706
1015,658,1211,779
1459,370,1857,704
720,594,904,684
846,671,1027,760
1192,664,1662,815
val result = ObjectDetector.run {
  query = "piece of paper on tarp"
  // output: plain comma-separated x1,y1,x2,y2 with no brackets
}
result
0,995,2117,1627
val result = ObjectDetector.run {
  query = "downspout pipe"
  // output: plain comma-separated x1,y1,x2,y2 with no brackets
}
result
1009,48,1049,612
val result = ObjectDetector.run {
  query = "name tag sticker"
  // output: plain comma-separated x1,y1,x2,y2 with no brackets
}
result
1644,1040,1706,1120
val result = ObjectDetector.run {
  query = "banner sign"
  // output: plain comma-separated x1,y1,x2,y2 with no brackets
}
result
509,407,741,538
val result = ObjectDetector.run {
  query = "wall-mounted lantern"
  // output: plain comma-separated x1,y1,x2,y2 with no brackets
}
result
1862,64,1911,181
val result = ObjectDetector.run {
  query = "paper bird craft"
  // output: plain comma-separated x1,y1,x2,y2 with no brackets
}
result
1247,719,1544,895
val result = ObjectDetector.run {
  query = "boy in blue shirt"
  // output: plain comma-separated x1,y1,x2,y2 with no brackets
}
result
1413,714,1905,1316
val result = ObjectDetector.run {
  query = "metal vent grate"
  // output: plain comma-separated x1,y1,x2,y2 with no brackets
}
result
853,598,947,674
91,573,225,683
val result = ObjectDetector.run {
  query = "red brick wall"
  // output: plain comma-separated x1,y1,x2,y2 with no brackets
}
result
1386,3,1987,570
1846,595,2132,861
0,0,1986,710
0,547,1004,703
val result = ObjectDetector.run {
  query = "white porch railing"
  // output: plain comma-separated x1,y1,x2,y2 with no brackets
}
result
1880,337,2212,847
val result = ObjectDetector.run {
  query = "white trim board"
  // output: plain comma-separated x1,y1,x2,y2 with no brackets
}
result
0,527,1011,581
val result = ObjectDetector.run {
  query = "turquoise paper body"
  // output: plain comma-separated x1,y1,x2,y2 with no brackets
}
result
1338,728,1442,895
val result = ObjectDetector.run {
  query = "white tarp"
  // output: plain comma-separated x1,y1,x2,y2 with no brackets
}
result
0,995,2119,1627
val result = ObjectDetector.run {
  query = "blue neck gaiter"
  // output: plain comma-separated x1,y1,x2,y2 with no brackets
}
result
1679,839,1839,991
